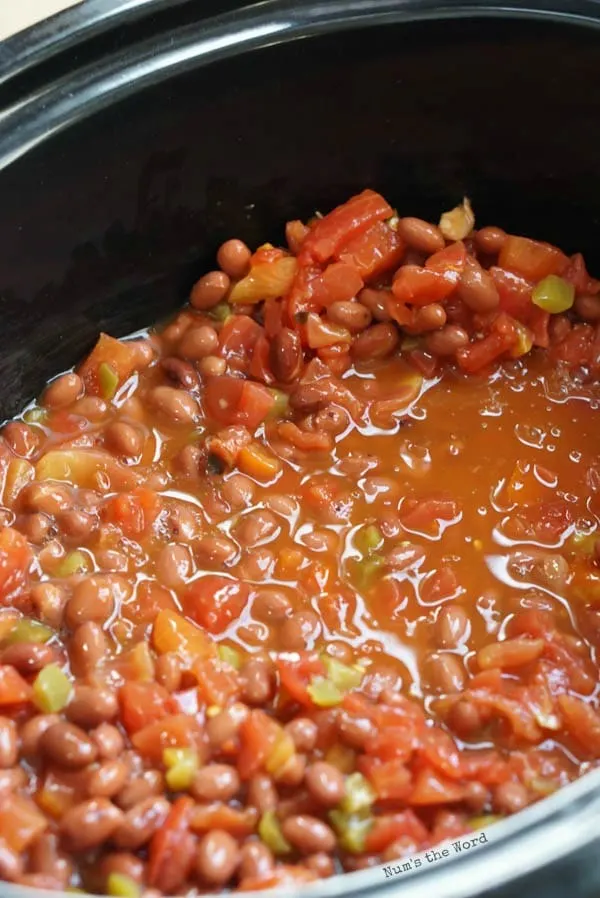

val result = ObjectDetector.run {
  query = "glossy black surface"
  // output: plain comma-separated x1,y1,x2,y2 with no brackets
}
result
0,3,599,895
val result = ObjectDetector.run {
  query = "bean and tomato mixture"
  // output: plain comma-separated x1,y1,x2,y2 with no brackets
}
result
0,190,599,895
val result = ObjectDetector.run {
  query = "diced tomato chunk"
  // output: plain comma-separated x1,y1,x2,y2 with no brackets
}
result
204,376,275,430
132,714,204,763
119,682,177,735
498,235,568,281
0,665,32,707
0,795,47,851
365,811,428,853
391,265,456,308
409,767,466,805
148,797,196,893
301,190,394,263
361,757,412,801
0,527,31,603
311,262,364,306
102,488,161,537
152,609,216,662
558,696,600,756
194,657,242,707
190,803,257,837
562,253,600,296
237,709,281,780
337,220,405,281
182,575,249,634
457,313,518,373
276,653,326,707
425,240,468,280
79,333,141,396
219,315,263,362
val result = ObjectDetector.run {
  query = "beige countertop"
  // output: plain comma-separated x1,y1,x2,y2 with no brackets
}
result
0,0,82,41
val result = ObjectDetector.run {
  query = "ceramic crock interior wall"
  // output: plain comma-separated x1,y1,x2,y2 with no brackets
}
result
0,15,598,420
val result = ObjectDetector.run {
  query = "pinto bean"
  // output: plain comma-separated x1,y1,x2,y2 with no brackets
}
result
305,762,345,807
179,324,219,360
352,323,399,361
115,770,165,810
474,226,507,255
234,509,279,547
72,396,108,420
161,356,200,390
217,240,251,279
194,534,238,567
279,610,321,651
241,658,273,705
425,324,470,356
436,604,471,649
29,832,73,886
238,841,274,880
252,588,291,622
2,421,38,458
464,781,490,813
270,328,303,382
574,294,600,322
29,583,66,631
92,723,125,760
493,781,529,815
423,652,466,694
105,422,144,457
57,508,96,542
149,386,199,424
284,718,318,753
0,718,17,769
198,355,227,376
221,473,256,509
358,288,392,322
60,798,123,851
87,759,129,798
397,217,445,255
281,816,336,855
155,653,182,693
458,258,500,311
113,797,171,850
1,642,56,675
155,543,192,589
447,699,483,739
306,853,336,878
191,764,240,802
191,271,231,310
21,512,52,546
66,685,118,729
19,714,60,758
65,577,117,629
206,703,249,752
69,622,108,677
327,301,372,332
408,303,447,332
246,773,277,813
337,712,375,749
311,404,349,435
100,852,145,885
196,829,240,886
40,722,98,769
42,372,82,409
23,481,71,515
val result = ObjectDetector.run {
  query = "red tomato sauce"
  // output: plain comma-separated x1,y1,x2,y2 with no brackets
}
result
0,192,598,894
